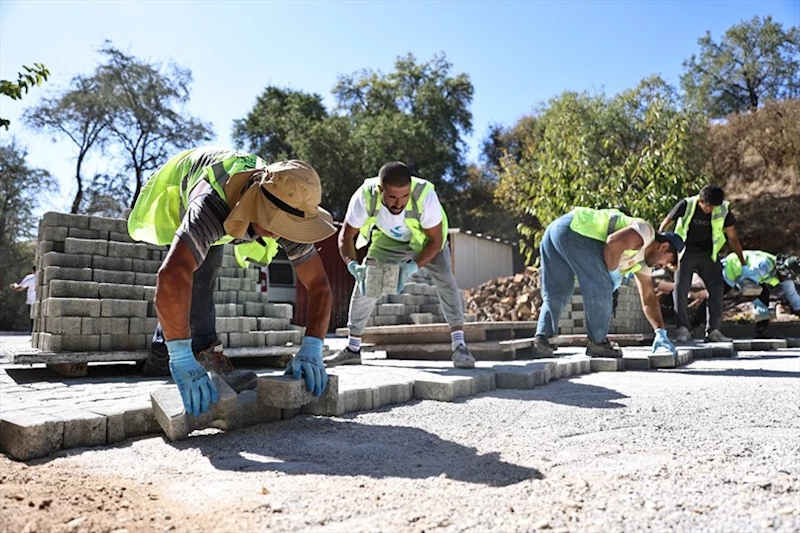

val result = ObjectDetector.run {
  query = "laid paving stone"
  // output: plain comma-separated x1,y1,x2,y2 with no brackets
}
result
750,339,788,350
413,373,473,402
732,340,752,351
0,411,64,461
151,375,238,442
787,337,800,348
493,363,550,389
649,352,676,369
86,405,126,444
622,354,650,371
123,403,162,439
686,345,713,359
258,374,338,410
235,390,282,427
676,349,693,366
590,358,623,372
51,410,107,449
371,380,414,409
706,342,736,357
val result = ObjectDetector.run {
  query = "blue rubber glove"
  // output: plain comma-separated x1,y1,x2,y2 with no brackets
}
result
284,336,328,396
608,269,623,292
167,339,219,417
347,260,367,295
652,328,676,354
397,260,420,293
752,299,770,322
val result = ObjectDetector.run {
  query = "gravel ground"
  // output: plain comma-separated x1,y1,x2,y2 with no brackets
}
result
3,350,799,532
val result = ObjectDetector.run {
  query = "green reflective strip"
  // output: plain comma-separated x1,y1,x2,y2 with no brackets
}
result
212,162,229,187
607,214,618,236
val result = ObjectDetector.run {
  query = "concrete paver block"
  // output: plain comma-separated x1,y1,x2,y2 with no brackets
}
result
263,304,293,319
68,228,106,240
151,374,238,442
413,373,472,402
101,299,147,318
44,266,94,284
494,364,546,389
123,404,161,438
92,256,133,271
786,337,800,348
707,342,736,357
89,215,128,233
42,211,90,229
64,237,108,256
46,362,89,377
750,339,787,350
676,349,693,366
98,283,145,300
45,317,82,335
688,345,713,359
45,298,101,318
235,390,282,427
649,353,676,369
622,355,650,370
40,252,93,269
86,406,126,444
108,231,134,242
54,410,107,449
49,280,99,299
258,374,338,410
371,381,414,409
41,334,100,352
590,358,623,372
134,273,157,287
0,411,64,461
732,340,752,351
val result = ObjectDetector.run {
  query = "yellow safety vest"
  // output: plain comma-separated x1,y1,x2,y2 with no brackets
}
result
569,207,644,276
674,195,729,262
355,176,449,253
127,147,278,268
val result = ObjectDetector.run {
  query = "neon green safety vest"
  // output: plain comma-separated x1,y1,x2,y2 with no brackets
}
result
674,195,729,262
569,207,645,276
723,251,780,287
355,176,449,253
127,147,279,268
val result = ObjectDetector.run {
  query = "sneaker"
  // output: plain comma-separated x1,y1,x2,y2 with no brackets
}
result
705,329,732,343
195,340,234,376
531,335,554,358
323,347,362,367
586,339,623,358
143,343,171,377
452,344,476,369
674,326,692,343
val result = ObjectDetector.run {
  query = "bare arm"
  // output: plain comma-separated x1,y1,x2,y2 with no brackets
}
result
155,237,198,342
9,283,25,292
604,227,644,271
724,225,746,264
414,223,444,269
635,272,665,330
337,223,361,265
294,253,332,339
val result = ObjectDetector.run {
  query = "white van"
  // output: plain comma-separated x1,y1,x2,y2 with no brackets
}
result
259,250,297,304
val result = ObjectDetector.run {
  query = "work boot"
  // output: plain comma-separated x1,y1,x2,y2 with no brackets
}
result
323,347,362,367
586,339,623,358
705,329,732,343
451,344,476,369
531,335,554,358
674,326,692,343
195,341,257,393
142,342,171,377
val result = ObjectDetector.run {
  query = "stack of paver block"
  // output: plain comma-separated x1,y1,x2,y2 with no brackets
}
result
556,280,649,335
30,212,301,355
366,268,457,327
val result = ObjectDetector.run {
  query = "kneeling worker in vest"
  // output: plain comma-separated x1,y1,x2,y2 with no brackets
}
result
324,161,476,369
128,147,337,416
659,185,747,343
531,207,685,358
721,251,800,337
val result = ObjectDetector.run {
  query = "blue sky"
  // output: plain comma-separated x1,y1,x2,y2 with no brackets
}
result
1,0,798,214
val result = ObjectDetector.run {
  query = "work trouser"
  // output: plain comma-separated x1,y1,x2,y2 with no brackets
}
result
152,244,223,353
674,250,724,333
346,233,464,336
535,213,614,343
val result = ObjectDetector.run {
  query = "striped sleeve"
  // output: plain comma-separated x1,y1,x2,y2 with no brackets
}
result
277,238,317,266
175,185,230,265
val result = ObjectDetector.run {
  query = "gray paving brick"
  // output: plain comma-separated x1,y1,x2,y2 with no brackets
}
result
44,266,94,284
89,216,128,233
750,339,787,350
123,404,161,438
108,231,134,242
707,342,735,357
258,374,338,409
101,299,147,317
257,317,291,330
263,303,293,319
234,390,282,427
51,410,107,449
151,375,238,442
81,317,129,335
0,411,64,461
130,258,162,273
622,355,650,370
68,228,106,240
371,381,414,408
100,334,146,351
92,270,134,285
39,226,69,242
267,330,301,346
40,252,93,269
244,301,265,316
45,316,82,335
41,333,101,352
590,358,624,372
92,256,133,271
98,283,144,300
45,298,101,318
649,353,676,368
732,340,752,351
134,272,157,286
64,237,108,256
413,373,473,402
86,405,126,444
49,280,99,299
129,317,158,335
42,211,90,229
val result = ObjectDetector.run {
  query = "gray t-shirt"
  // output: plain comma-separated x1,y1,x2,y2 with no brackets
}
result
175,180,316,267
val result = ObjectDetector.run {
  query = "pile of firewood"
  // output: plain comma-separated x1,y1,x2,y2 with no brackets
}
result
464,266,542,322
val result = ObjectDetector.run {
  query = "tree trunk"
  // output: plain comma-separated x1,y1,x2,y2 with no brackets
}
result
70,152,85,214
130,166,143,209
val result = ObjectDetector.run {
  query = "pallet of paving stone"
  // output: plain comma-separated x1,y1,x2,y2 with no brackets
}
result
335,321,540,345
1,344,303,366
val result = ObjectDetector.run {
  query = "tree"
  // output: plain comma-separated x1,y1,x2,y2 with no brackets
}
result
81,172,132,218
96,42,213,207
0,63,49,130
0,140,56,330
682,16,800,116
496,76,710,263
24,74,110,213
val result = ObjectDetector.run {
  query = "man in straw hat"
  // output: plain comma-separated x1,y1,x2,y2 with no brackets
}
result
325,161,476,369
128,147,336,417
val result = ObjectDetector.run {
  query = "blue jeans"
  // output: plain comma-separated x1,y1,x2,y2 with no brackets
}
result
536,213,614,343
152,244,223,353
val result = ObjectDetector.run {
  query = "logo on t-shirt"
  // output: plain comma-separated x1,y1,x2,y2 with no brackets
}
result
389,225,405,238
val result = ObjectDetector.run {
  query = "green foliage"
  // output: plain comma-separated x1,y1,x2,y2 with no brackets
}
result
233,53,473,219
81,173,132,217
0,63,49,130
496,76,710,264
681,15,800,116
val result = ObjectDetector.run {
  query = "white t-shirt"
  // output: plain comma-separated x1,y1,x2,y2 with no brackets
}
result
19,273,36,305
618,219,656,275
344,183,443,243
